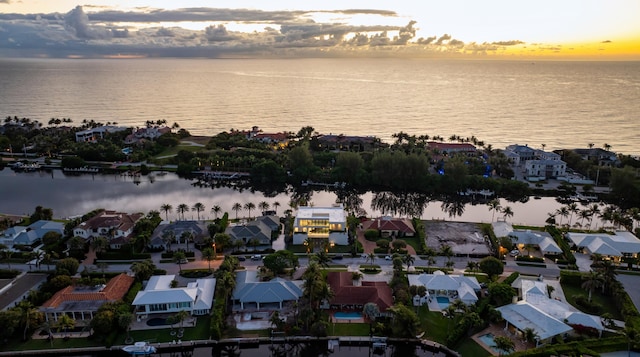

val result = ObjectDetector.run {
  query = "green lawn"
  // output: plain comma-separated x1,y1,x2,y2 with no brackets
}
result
456,338,491,357
417,306,450,344
561,282,623,320
2,335,104,352
330,322,370,336
115,316,211,345
153,144,204,159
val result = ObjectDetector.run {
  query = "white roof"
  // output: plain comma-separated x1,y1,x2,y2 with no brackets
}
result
408,272,480,294
509,230,562,254
496,302,572,340
192,278,216,311
132,275,216,309
567,231,640,256
295,205,346,223
492,221,513,238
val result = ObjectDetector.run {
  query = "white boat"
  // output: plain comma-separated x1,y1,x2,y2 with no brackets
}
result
122,341,157,355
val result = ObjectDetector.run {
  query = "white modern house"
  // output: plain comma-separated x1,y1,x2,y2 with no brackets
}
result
524,159,567,179
132,275,216,317
292,204,348,245
492,222,562,255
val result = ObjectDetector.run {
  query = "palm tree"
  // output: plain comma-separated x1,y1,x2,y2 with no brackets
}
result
440,244,454,268
192,202,205,220
501,206,514,222
177,203,189,220
579,209,592,229
202,247,215,271
162,230,175,251
567,202,579,227
174,251,187,273
556,206,570,227
493,336,515,356
312,251,331,268
403,254,415,270
211,205,221,220
55,313,75,338
258,201,270,215
232,203,242,220
273,201,281,214
160,203,173,221
582,271,604,302
367,252,376,266
244,202,256,219
181,231,194,252
487,199,502,222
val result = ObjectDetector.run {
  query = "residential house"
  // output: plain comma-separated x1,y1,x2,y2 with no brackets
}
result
313,134,381,152
361,216,415,238
293,205,348,246
572,148,619,167
40,273,134,326
132,275,216,317
427,142,477,156
524,159,566,179
566,231,640,262
148,220,209,250
496,277,603,346
503,145,537,166
225,215,280,248
73,210,144,249
74,126,127,143
0,220,64,248
407,270,481,305
232,270,303,310
325,272,393,313
124,126,172,145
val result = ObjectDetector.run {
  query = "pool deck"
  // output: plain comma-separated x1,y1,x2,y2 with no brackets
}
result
330,311,365,324
472,324,533,356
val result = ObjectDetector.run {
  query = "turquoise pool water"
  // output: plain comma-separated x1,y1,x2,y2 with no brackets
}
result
334,311,362,320
436,296,450,310
478,333,502,353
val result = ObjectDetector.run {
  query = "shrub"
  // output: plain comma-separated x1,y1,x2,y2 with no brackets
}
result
364,229,379,240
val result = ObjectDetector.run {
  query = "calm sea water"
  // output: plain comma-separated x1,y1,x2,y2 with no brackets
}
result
0,58,639,154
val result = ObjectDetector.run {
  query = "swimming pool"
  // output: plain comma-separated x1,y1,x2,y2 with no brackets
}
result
334,311,363,320
436,296,450,310
478,333,502,354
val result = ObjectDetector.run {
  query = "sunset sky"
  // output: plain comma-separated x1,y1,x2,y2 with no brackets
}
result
1,0,638,59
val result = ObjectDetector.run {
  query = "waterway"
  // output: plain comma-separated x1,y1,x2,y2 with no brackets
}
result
0,168,603,228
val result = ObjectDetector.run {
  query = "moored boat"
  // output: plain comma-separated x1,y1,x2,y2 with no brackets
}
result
122,341,157,355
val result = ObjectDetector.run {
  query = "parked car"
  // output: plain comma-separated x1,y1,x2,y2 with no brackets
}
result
251,254,263,261
237,256,246,261
385,255,392,261
176,258,188,264
332,254,343,260
509,249,520,257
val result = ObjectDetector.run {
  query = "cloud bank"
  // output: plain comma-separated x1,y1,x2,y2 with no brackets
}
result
0,5,527,58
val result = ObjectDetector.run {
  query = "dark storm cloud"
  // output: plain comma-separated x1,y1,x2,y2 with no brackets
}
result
0,0,11,4
333,9,397,16
205,24,237,42
89,7,302,23
602,40,611,43
416,36,437,45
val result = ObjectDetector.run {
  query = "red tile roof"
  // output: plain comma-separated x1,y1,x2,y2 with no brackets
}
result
327,272,393,311
41,273,134,308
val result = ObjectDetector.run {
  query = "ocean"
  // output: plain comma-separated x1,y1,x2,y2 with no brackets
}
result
0,58,638,155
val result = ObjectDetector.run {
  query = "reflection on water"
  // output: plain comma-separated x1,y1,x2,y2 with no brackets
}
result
0,169,604,227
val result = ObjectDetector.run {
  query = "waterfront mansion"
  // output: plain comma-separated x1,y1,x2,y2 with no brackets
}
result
292,204,348,246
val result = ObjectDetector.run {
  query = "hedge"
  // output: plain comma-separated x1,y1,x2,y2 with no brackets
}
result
515,255,544,263
97,252,151,260
0,269,20,279
161,251,195,259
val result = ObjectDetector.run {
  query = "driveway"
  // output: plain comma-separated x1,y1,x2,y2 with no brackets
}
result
616,274,640,312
